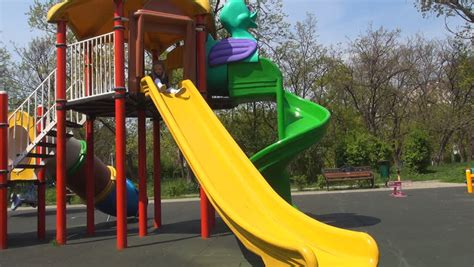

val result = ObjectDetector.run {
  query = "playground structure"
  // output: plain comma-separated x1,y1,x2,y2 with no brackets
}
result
466,168,473,193
387,169,408,198
0,0,379,266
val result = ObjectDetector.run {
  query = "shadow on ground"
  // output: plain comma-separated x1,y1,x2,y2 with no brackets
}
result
7,215,236,249
306,212,381,229
10,208,86,218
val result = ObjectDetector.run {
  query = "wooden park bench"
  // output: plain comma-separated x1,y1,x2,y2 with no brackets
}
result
322,166,374,190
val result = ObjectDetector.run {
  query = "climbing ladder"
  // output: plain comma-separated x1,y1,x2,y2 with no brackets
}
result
8,69,85,177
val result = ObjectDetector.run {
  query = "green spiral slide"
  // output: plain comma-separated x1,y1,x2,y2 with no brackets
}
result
224,58,330,203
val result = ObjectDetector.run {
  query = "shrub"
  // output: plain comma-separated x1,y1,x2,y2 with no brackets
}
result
162,179,198,197
403,130,432,173
335,132,392,168
290,175,308,191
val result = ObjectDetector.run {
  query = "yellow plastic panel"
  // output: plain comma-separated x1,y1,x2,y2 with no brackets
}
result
141,77,379,266
8,112,38,181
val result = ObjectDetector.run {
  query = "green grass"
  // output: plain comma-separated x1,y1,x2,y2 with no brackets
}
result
146,178,199,199
45,188,83,205
396,161,473,183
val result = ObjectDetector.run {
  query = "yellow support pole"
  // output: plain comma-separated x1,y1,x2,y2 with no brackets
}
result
467,168,473,194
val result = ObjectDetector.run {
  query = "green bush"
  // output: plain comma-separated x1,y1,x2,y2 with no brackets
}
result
316,175,327,189
335,132,392,168
162,179,198,197
290,175,308,191
289,145,325,184
403,130,432,173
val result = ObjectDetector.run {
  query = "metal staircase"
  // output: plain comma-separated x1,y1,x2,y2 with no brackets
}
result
8,32,115,178
8,69,85,176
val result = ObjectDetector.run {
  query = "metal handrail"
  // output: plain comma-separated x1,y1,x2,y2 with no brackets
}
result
68,31,116,102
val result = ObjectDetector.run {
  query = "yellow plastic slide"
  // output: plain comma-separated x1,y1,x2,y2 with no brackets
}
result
141,77,379,267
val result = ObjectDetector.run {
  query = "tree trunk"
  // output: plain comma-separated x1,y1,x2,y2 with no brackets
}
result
434,130,454,165
470,131,474,161
177,150,187,180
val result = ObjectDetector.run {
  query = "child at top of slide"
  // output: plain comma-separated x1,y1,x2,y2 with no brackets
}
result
151,61,170,89
150,62,181,94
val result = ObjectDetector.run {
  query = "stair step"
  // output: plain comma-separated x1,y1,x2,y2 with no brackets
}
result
20,153,54,159
15,164,45,169
47,129,74,138
65,120,83,129
37,142,56,148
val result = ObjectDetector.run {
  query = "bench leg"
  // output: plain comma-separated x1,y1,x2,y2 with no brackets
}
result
326,180,329,191
371,179,375,188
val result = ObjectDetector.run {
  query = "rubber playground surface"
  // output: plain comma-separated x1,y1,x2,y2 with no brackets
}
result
1,184,473,267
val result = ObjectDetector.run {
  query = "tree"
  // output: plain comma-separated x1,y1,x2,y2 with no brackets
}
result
415,0,473,39
429,39,473,164
344,26,408,135
277,13,331,100
12,36,56,99
0,43,14,94
27,0,61,34
403,130,432,173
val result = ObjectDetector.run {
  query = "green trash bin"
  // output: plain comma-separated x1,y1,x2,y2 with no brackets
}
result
378,160,391,181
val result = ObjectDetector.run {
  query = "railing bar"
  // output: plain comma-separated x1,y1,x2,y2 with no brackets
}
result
110,34,113,93
34,90,37,141
93,39,96,96
12,112,17,168
7,70,56,120
97,40,100,95
91,40,94,97
107,35,110,92
102,38,105,94
68,31,113,47
73,44,76,100
76,44,79,100
78,43,82,99
82,42,85,99
41,80,45,132
95,38,99,95
72,44,76,100
99,40,104,93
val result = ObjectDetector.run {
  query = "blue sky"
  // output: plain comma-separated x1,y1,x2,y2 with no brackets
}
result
281,0,463,45
0,0,464,57
1,0,42,57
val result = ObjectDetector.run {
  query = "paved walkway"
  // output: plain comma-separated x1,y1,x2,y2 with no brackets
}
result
1,182,472,267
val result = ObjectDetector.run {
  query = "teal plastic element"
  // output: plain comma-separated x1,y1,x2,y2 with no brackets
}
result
228,58,331,203
206,34,229,95
219,0,258,62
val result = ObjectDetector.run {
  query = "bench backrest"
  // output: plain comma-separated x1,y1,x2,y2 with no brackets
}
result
322,166,373,179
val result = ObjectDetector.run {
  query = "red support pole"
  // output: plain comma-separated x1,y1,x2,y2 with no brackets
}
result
55,20,68,246
151,50,161,229
152,119,161,229
196,15,214,238
36,106,46,240
0,92,8,249
200,187,210,239
196,15,208,97
85,45,92,96
85,43,95,236
85,117,95,236
138,110,147,237
114,0,127,250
